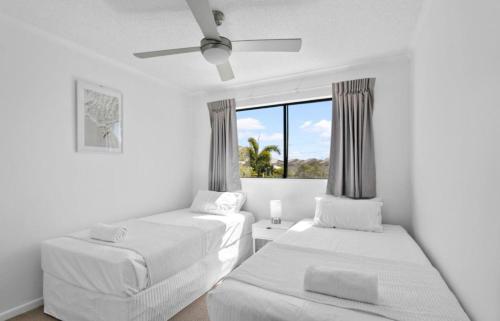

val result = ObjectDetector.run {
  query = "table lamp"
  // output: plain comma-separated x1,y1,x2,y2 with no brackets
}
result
270,200,282,224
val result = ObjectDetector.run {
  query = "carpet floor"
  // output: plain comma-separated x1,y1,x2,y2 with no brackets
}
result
8,294,209,321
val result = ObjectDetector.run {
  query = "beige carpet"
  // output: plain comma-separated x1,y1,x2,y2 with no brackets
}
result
8,294,209,321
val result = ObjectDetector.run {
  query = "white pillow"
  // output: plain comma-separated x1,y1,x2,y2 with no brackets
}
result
190,190,246,215
313,195,383,232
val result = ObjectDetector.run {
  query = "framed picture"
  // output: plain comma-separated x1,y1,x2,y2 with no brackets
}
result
76,80,123,153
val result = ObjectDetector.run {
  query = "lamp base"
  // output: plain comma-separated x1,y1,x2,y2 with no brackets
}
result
271,218,281,224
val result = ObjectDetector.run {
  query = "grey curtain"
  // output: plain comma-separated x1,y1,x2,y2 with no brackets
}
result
207,99,242,192
326,78,376,198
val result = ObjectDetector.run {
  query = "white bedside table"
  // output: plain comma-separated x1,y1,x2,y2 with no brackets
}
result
252,219,295,253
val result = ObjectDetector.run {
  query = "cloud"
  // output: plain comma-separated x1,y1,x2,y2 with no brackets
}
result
237,117,264,130
259,132,284,142
300,121,312,129
301,119,331,139
313,120,331,138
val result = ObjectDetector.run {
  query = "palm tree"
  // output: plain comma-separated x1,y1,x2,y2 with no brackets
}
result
244,137,281,177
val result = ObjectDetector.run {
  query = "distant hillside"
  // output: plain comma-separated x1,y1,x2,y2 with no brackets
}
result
277,158,329,178
239,145,329,178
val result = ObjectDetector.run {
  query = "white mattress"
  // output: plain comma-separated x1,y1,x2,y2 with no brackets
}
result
208,220,437,321
42,208,254,297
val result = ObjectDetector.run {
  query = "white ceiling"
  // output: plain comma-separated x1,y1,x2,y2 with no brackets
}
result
0,0,423,93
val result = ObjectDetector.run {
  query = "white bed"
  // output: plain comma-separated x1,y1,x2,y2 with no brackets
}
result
42,208,254,321
207,219,470,321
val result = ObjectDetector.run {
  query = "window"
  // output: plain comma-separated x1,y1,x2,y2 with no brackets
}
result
236,98,332,179
237,105,284,178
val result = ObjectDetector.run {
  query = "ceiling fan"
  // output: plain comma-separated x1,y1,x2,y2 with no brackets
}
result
133,0,302,81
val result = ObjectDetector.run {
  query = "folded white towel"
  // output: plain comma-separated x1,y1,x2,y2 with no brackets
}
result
90,223,128,242
304,265,378,304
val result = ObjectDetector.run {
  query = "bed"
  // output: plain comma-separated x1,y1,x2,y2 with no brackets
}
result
42,208,254,321
207,219,470,321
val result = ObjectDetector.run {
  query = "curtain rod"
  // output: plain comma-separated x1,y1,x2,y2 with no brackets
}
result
235,84,332,103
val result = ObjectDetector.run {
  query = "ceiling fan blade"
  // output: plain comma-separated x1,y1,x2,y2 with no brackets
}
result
134,47,200,59
185,0,220,40
232,38,302,52
216,62,234,81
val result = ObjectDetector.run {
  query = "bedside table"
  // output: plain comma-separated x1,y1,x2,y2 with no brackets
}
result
252,219,295,253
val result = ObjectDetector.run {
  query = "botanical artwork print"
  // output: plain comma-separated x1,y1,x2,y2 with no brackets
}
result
83,89,121,149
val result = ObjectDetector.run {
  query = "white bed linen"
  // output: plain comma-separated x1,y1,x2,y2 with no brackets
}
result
71,220,206,286
275,219,430,265
208,220,469,321
208,279,390,321
228,242,469,321
42,208,254,297
44,235,253,321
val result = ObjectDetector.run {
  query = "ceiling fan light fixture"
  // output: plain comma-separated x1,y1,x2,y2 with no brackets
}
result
133,1,302,81
201,37,232,65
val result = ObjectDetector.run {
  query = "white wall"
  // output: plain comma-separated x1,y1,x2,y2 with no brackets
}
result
411,1,500,320
0,16,193,317
192,55,413,227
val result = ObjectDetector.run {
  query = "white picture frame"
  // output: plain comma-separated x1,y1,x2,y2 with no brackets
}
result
76,80,123,153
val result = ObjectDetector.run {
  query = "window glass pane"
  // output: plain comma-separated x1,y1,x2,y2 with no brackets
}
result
237,106,284,178
288,100,332,178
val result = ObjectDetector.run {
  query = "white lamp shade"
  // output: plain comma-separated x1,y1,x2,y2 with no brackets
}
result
270,200,282,219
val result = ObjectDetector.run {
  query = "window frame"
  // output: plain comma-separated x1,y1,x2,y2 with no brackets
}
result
237,97,332,179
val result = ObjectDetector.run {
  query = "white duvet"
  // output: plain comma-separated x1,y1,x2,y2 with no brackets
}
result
42,208,254,297
275,220,430,265
228,242,469,321
208,220,470,321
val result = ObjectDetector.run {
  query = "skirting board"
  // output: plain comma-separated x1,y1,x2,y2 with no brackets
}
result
0,298,43,321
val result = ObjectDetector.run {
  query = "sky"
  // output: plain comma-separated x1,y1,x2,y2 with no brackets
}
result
237,100,332,160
